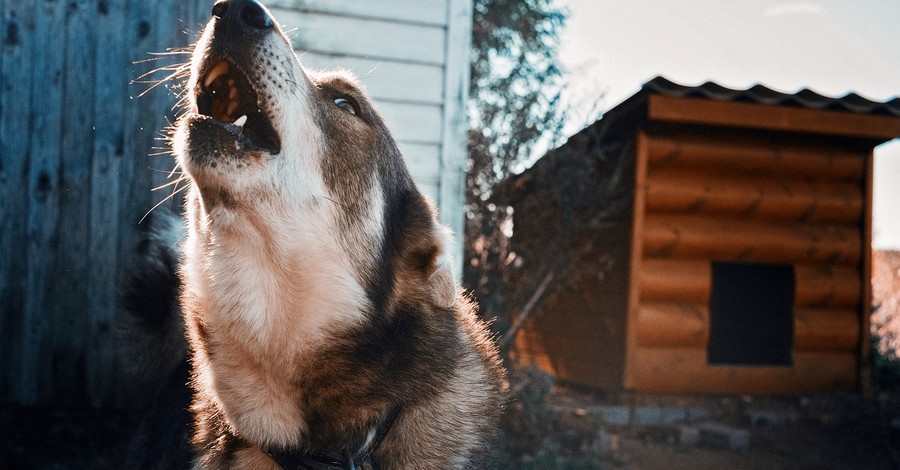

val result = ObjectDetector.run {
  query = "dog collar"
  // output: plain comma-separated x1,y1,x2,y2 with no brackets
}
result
267,406,400,470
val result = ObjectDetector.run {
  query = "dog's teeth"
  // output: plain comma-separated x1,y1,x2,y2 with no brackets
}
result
233,115,247,127
226,100,238,117
204,61,229,87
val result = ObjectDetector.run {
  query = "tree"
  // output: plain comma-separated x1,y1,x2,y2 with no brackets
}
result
464,0,595,335
467,0,569,199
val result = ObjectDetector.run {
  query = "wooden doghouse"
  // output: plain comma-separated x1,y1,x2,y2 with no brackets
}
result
497,77,900,394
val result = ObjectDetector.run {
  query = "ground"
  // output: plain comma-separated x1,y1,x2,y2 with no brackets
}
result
490,362,900,470
2,389,897,469
0,406,138,469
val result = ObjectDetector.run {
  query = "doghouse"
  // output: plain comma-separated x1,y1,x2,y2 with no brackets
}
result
497,77,900,394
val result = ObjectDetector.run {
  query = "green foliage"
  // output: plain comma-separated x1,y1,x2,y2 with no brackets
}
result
464,0,574,328
468,0,569,199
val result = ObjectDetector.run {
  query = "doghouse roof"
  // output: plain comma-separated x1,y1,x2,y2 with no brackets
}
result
599,76,900,142
641,76,900,116
494,76,900,205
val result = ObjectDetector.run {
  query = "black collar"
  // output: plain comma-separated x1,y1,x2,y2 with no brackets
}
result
267,406,401,470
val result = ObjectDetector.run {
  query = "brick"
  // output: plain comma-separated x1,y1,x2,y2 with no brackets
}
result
686,407,711,423
591,430,621,455
747,409,797,427
597,405,630,425
635,406,687,425
679,425,700,446
698,423,750,450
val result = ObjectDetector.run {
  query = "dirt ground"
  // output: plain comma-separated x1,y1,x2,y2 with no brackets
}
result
594,393,898,470
504,380,900,470
1,388,899,469
0,406,139,469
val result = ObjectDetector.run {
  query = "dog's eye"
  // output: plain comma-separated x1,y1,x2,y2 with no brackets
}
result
334,97,357,115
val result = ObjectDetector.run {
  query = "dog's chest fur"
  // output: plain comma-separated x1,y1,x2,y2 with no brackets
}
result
182,194,379,447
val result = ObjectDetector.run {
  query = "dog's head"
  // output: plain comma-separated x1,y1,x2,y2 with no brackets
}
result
174,0,455,312
175,0,400,212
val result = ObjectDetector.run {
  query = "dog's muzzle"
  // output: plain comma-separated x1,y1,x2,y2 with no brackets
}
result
190,0,282,155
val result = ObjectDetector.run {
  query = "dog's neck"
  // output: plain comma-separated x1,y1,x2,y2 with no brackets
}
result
186,194,371,351
265,405,401,470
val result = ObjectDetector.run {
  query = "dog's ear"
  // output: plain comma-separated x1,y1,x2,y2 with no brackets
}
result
427,225,457,309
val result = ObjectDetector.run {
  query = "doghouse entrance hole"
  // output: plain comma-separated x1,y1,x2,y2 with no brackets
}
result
707,261,795,366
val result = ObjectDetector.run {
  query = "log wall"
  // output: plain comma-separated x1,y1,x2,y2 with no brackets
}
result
625,129,868,393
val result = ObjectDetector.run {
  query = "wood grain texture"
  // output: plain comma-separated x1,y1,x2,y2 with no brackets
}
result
87,0,127,408
265,0,448,26
299,52,444,105
629,347,857,394
53,0,97,406
21,0,66,406
625,126,874,393
0,0,35,404
623,132,650,390
648,94,900,140
642,214,860,265
438,0,474,275
640,259,861,309
277,9,446,66
646,168,862,224
647,133,864,181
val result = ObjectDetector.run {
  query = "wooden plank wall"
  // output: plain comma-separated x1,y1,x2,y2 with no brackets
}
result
265,0,472,268
0,0,209,407
1,0,474,408
625,129,866,394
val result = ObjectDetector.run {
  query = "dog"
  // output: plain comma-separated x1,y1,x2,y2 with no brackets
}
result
125,0,507,468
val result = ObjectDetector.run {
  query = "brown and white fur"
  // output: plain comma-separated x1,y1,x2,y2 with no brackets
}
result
163,0,506,468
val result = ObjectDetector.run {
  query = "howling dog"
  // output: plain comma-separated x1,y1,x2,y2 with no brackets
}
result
125,0,506,469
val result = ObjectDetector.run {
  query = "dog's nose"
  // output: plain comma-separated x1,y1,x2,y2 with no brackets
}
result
211,0,273,33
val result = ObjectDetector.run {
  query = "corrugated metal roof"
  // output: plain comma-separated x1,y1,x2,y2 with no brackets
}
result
642,76,900,117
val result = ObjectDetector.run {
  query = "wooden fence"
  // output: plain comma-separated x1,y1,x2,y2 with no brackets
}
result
0,0,209,407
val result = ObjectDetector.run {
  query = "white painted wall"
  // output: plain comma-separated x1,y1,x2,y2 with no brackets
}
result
264,0,472,271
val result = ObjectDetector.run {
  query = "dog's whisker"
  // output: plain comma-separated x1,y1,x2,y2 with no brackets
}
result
152,177,187,192
366,63,382,76
139,183,188,224
134,63,186,77
147,166,180,174
148,50,193,56
166,166,184,179
137,70,189,97
173,95,191,112
133,56,171,65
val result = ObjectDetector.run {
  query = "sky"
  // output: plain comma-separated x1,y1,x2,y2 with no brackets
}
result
557,0,900,249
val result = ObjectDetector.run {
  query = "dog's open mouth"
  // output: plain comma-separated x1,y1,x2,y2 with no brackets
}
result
196,60,281,154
